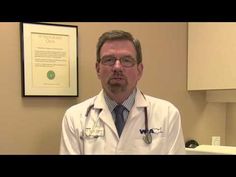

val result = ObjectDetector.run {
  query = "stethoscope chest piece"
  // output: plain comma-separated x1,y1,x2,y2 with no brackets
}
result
143,133,152,144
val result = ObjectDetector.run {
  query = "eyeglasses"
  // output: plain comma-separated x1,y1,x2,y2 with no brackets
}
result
100,56,137,67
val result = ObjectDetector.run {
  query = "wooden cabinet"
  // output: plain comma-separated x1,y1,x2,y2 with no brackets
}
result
188,22,236,91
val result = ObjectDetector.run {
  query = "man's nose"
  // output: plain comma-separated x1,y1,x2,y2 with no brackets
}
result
113,59,123,69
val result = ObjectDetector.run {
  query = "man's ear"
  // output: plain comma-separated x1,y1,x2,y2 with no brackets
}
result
137,63,143,80
96,62,100,78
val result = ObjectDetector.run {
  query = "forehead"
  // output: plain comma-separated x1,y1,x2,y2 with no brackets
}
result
100,40,136,55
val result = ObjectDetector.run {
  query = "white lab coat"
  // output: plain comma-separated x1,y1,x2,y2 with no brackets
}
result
60,89,186,154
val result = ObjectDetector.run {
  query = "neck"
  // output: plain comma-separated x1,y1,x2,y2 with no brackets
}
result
105,89,135,104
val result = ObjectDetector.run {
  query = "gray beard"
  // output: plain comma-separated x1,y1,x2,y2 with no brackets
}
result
108,82,127,94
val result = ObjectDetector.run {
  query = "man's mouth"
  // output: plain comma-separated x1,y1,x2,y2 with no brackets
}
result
112,77,123,80
109,76,126,83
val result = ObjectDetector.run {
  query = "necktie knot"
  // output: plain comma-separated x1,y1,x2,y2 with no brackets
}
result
114,105,126,137
114,105,126,115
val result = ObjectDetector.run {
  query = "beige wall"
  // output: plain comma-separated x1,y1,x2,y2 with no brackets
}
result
0,22,228,154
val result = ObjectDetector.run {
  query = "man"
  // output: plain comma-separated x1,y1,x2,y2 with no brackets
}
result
60,30,185,154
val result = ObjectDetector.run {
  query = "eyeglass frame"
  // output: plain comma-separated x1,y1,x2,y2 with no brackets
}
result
99,55,137,67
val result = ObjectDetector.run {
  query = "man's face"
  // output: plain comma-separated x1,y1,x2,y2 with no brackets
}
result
96,40,143,96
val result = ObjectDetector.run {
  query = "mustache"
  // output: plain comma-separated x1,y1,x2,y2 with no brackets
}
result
110,73,125,79
111,71,124,77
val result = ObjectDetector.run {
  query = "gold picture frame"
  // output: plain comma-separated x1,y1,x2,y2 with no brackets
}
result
20,22,78,96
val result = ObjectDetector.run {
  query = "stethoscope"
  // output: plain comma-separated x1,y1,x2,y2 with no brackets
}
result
85,93,152,145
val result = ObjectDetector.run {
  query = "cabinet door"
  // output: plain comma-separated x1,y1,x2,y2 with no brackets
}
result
188,22,236,90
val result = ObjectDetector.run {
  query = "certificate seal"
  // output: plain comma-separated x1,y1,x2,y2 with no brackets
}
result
47,70,55,80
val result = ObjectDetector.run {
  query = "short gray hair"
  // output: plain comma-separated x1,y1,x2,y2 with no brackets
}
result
96,30,142,64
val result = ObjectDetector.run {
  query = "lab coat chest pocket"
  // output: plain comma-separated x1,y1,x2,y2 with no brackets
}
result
82,114,106,153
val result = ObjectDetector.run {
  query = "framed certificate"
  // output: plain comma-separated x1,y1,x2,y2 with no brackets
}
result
20,22,78,96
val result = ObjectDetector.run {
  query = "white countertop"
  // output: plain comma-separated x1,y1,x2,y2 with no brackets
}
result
185,145,236,155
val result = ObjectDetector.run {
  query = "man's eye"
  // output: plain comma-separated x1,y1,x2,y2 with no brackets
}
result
106,58,114,62
102,58,113,63
122,58,133,63
124,59,131,62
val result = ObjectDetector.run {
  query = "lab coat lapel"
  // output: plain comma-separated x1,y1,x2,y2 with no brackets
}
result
94,90,117,134
128,89,148,120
